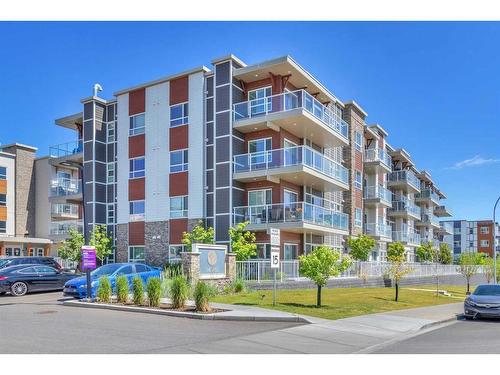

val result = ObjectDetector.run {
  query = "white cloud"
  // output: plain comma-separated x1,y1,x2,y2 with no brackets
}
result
447,155,500,169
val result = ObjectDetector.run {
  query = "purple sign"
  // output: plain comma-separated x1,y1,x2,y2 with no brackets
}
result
81,246,96,271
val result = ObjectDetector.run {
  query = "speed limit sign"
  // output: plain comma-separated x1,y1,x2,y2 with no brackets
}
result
271,246,280,269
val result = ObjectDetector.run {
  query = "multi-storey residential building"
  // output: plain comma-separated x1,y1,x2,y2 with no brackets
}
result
441,220,499,258
49,54,452,265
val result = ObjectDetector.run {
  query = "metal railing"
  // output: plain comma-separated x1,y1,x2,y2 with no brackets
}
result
364,185,392,204
51,203,79,217
49,220,83,236
234,202,349,231
54,257,79,271
49,140,83,158
365,148,391,168
439,221,453,234
393,230,421,245
233,89,349,141
233,145,348,184
50,177,82,197
365,222,392,238
435,205,453,216
420,211,440,226
389,197,421,217
387,170,420,191
416,189,440,204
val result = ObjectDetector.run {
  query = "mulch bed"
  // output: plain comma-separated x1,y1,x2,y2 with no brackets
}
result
92,300,226,314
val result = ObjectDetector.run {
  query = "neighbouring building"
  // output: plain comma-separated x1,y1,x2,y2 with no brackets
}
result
441,220,500,258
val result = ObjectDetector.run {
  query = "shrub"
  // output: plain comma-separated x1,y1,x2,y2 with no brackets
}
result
132,276,145,306
232,278,246,293
193,281,216,312
170,275,190,309
115,275,129,304
147,277,162,307
96,276,111,303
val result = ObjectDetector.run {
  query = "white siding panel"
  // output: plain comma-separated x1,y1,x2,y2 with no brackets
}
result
116,93,129,224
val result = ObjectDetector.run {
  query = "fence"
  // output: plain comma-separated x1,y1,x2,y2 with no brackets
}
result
54,257,79,271
236,260,484,283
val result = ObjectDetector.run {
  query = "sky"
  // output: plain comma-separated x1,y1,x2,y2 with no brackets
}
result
0,21,498,221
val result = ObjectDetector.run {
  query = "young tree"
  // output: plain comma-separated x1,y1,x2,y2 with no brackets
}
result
386,242,413,302
299,246,352,307
58,228,84,269
181,220,215,251
416,241,435,263
89,224,113,264
439,243,453,265
346,234,376,261
229,221,257,261
457,252,482,293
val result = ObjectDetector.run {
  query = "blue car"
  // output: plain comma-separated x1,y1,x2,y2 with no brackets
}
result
63,263,161,299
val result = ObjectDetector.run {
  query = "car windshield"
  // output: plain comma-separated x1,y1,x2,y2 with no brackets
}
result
0,259,11,268
91,264,122,277
473,285,500,296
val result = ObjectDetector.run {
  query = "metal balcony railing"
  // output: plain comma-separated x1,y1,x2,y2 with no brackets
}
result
387,170,420,191
50,177,82,197
365,223,392,238
363,185,392,204
415,189,440,203
51,203,79,217
233,89,349,141
233,145,348,185
49,220,83,236
49,140,83,158
393,230,421,245
364,148,391,168
389,197,421,217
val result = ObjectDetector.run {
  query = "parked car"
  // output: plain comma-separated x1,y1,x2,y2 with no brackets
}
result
464,284,500,319
0,257,62,271
0,265,80,296
63,262,161,299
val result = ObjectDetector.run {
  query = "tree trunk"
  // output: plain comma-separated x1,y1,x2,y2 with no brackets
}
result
395,282,399,302
467,279,470,294
317,285,322,307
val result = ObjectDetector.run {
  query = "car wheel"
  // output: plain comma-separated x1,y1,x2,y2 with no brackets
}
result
0,292,6,296
10,282,28,296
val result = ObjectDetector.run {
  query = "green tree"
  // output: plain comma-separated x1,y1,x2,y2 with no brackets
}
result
299,246,352,307
89,224,113,264
416,241,436,263
346,234,376,261
181,221,215,251
457,252,483,293
481,256,500,284
438,243,453,265
58,228,84,269
386,242,413,302
229,221,257,261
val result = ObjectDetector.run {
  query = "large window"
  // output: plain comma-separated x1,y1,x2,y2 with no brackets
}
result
284,243,298,260
107,163,115,183
480,240,490,248
170,149,188,173
0,221,5,233
170,196,188,218
248,87,272,116
170,103,189,127
354,131,363,152
256,243,271,259
480,226,490,234
107,122,116,142
107,204,115,224
354,170,362,190
128,246,145,262
0,194,5,206
248,138,272,166
129,113,145,136
129,200,145,221
129,157,145,179
0,166,6,180
355,208,362,228
248,189,272,206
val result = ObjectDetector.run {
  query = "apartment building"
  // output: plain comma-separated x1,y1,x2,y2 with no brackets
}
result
49,54,452,265
441,220,499,258
0,144,52,256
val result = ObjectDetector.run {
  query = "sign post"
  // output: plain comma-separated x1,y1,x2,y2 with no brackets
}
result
269,228,280,306
81,246,97,302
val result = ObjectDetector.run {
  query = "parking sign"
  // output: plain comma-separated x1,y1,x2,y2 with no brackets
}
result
269,228,280,247
271,246,280,269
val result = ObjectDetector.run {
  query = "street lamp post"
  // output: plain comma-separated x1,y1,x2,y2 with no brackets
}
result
493,196,500,285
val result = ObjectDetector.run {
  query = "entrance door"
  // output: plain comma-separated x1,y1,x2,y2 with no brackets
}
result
283,139,298,166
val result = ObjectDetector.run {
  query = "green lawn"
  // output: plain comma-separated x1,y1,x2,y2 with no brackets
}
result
212,284,470,320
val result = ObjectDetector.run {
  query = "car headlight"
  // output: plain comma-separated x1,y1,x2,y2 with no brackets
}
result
465,298,476,307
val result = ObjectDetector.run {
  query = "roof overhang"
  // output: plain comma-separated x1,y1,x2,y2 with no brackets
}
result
418,170,434,185
0,236,52,245
0,143,38,153
345,100,368,117
389,148,413,165
211,54,247,68
55,112,83,130
364,126,379,140
368,123,389,137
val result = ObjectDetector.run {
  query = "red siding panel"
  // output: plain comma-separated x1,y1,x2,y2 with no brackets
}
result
129,134,145,158
169,125,189,151
129,221,145,246
169,76,189,105
129,88,146,115
169,219,188,243
129,178,145,201
169,172,188,196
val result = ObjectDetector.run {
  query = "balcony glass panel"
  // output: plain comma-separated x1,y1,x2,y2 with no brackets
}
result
392,230,421,245
49,139,83,158
389,197,421,217
415,189,440,203
387,170,420,190
50,177,82,197
363,185,392,204
364,148,391,168
51,203,79,217
49,220,83,235
365,223,392,238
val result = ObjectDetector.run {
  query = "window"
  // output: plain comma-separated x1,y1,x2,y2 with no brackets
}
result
256,244,271,259
354,131,363,152
107,122,115,142
248,189,272,206
354,171,362,190
0,221,5,233
129,113,145,136
169,245,185,259
35,266,57,275
128,247,145,263
129,200,145,221
170,196,188,218
129,157,145,179
107,163,115,183
170,103,188,127
284,243,298,260
107,204,115,224
480,226,490,234
0,166,6,180
480,240,490,248
170,150,188,173
355,208,362,227
248,138,272,166
0,193,5,206
248,87,272,116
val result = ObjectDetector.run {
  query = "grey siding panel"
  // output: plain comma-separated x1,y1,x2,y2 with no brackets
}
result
216,189,230,214
206,170,214,192
95,141,107,162
232,137,245,156
95,162,107,184
215,62,230,86
107,105,115,120
206,122,214,145
216,137,230,163
83,102,93,120
232,187,245,207
107,185,115,203
215,86,230,112
206,192,214,217
233,180,245,190
95,182,107,202
95,202,107,224
206,145,213,170
83,120,94,142
216,163,230,188
83,162,93,182
216,215,230,242
206,218,214,230
206,98,214,122
233,85,244,104
84,141,93,160
233,129,244,139
206,76,214,97
216,112,230,137
107,143,115,162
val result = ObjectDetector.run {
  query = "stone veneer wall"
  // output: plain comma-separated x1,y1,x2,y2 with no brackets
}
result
116,223,129,263
144,221,169,266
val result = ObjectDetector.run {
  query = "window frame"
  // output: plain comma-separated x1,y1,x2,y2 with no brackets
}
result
107,162,115,183
107,203,115,224
107,121,116,143
480,226,490,234
0,193,6,207
0,166,6,180
170,102,189,128
0,220,6,233
169,244,186,259
354,170,362,190
129,200,145,222
129,157,145,179
354,131,363,152
170,196,188,219
480,239,490,248
170,149,189,173
129,113,145,136
355,208,363,228
128,246,145,263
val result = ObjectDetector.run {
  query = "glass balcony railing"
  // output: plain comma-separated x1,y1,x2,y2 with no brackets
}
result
439,222,453,234
435,205,453,216
50,220,83,236
415,189,440,203
393,230,421,245
51,203,79,217
420,211,440,226
389,197,421,217
233,202,349,231
233,145,348,185
387,170,420,191
49,140,83,158
363,185,392,204
50,177,82,197
365,223,392,238
364,148,391,169
233,89,349,141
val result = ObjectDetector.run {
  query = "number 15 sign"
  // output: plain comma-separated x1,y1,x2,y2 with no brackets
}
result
271,246,280,269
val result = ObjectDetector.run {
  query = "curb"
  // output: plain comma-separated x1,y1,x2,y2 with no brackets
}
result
62,300,308,323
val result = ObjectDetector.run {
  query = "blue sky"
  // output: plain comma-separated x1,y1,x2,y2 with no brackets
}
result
0,21,498,220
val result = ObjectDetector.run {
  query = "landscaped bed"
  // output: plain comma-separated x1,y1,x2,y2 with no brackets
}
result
212,284,470,320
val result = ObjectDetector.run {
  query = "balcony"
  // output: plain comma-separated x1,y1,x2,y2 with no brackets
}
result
49,177,82,201
363,185,392,207
393,230,421,246
49,220,83,237
415,189,440,205
364,148,392,173
387,170,420,193
49,139,83,164
233,90,349,148
51,203,80,220
416,212,441,229
437,221,453,235
388,198,421,220
233,202,349,235
233,146,348,191
365,222,392,240
434,205,452,217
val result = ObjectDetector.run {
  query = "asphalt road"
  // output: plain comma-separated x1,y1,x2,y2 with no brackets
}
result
375,318,500,354
0,292,300,354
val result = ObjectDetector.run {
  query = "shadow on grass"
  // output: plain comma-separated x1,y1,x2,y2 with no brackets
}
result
281,302,321,309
